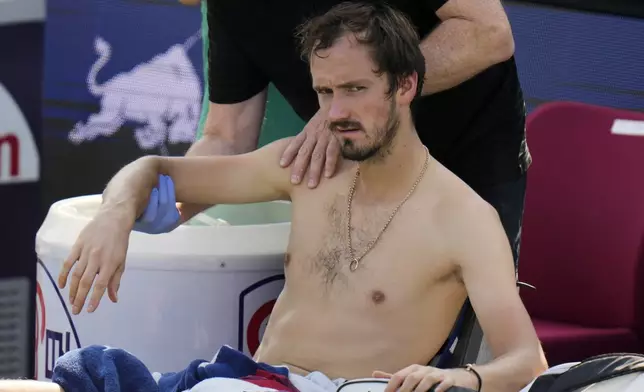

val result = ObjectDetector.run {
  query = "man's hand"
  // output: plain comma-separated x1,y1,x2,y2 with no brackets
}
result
58,206,133,315
373,365,479,392
57,156,164,315
279,111,341,188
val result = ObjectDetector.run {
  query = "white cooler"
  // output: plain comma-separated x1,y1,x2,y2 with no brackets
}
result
34,195,290,381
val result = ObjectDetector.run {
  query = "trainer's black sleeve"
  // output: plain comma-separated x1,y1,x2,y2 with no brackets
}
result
425,0,449,12
207,7,269,104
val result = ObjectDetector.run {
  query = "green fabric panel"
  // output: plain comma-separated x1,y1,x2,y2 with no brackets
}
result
196,0,209,139
258,84,306,147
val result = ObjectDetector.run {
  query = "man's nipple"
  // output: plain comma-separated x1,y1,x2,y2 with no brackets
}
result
371,290,386,304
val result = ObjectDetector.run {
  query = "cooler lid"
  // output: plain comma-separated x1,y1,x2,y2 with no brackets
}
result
36,195,292,270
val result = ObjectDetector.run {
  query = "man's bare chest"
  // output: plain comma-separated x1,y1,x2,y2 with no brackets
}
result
284,194,456,296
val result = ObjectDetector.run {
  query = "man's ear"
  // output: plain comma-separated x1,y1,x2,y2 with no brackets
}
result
396,73,419,105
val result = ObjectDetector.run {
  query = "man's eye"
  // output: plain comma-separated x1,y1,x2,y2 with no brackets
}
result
347,86,364,92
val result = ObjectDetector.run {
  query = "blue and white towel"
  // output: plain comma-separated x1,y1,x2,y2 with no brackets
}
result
51,344,345,392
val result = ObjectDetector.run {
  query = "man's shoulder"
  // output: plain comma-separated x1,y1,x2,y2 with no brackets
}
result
247,138,295,194
259,137,294,155
254,138,350,197
431,165,500,239
428,165,511,272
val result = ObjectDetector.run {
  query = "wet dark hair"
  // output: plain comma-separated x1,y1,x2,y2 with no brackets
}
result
296,1,426,98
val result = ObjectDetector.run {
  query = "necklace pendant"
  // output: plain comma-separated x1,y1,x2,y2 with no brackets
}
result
349,258,359,272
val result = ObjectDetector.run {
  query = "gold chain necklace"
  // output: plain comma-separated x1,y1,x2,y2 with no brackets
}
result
346,146,430,272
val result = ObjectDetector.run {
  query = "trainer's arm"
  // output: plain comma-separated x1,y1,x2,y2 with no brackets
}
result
454,202,547,392
178,91,268,221
420,0,515,95
178,2,270,221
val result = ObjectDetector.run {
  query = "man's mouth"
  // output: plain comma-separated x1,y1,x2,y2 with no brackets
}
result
330,121,363,135
336,127,362,133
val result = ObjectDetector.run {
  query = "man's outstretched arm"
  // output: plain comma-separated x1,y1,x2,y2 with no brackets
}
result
100,137,293,224
57,139,292,315
453,200,547,392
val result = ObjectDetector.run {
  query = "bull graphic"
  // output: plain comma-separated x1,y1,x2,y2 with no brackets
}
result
68,31,203,154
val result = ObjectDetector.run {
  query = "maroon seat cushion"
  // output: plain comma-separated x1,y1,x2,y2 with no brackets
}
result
520,102,644,331
533,318,641,366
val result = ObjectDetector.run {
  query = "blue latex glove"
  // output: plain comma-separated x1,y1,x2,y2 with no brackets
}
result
132,174,181,234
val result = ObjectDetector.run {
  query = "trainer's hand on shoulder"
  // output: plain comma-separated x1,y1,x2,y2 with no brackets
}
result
279,111,341,189
57,205,133,315
373,364,479,392
132,174,181,234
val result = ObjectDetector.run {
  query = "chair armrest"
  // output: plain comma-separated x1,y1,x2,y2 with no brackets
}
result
517,281,536,290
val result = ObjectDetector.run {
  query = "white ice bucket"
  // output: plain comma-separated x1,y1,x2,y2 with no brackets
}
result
34,195,290,380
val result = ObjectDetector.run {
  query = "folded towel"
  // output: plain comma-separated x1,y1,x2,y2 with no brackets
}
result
52,345,159,392
52,345,295,392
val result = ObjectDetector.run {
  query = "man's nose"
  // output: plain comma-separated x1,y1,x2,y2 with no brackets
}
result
327,97,351,122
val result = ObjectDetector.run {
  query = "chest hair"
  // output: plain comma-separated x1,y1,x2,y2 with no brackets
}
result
313,197,392,288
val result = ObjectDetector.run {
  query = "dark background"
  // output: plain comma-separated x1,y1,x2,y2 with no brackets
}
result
0,19,44,377
522,0,644,19
40,0,644,210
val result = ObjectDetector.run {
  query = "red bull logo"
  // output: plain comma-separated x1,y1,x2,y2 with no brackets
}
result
67,33,202,156
35,259,81,380
238,274,285,356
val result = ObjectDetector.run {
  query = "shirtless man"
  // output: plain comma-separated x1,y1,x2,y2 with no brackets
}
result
3,3,546,392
